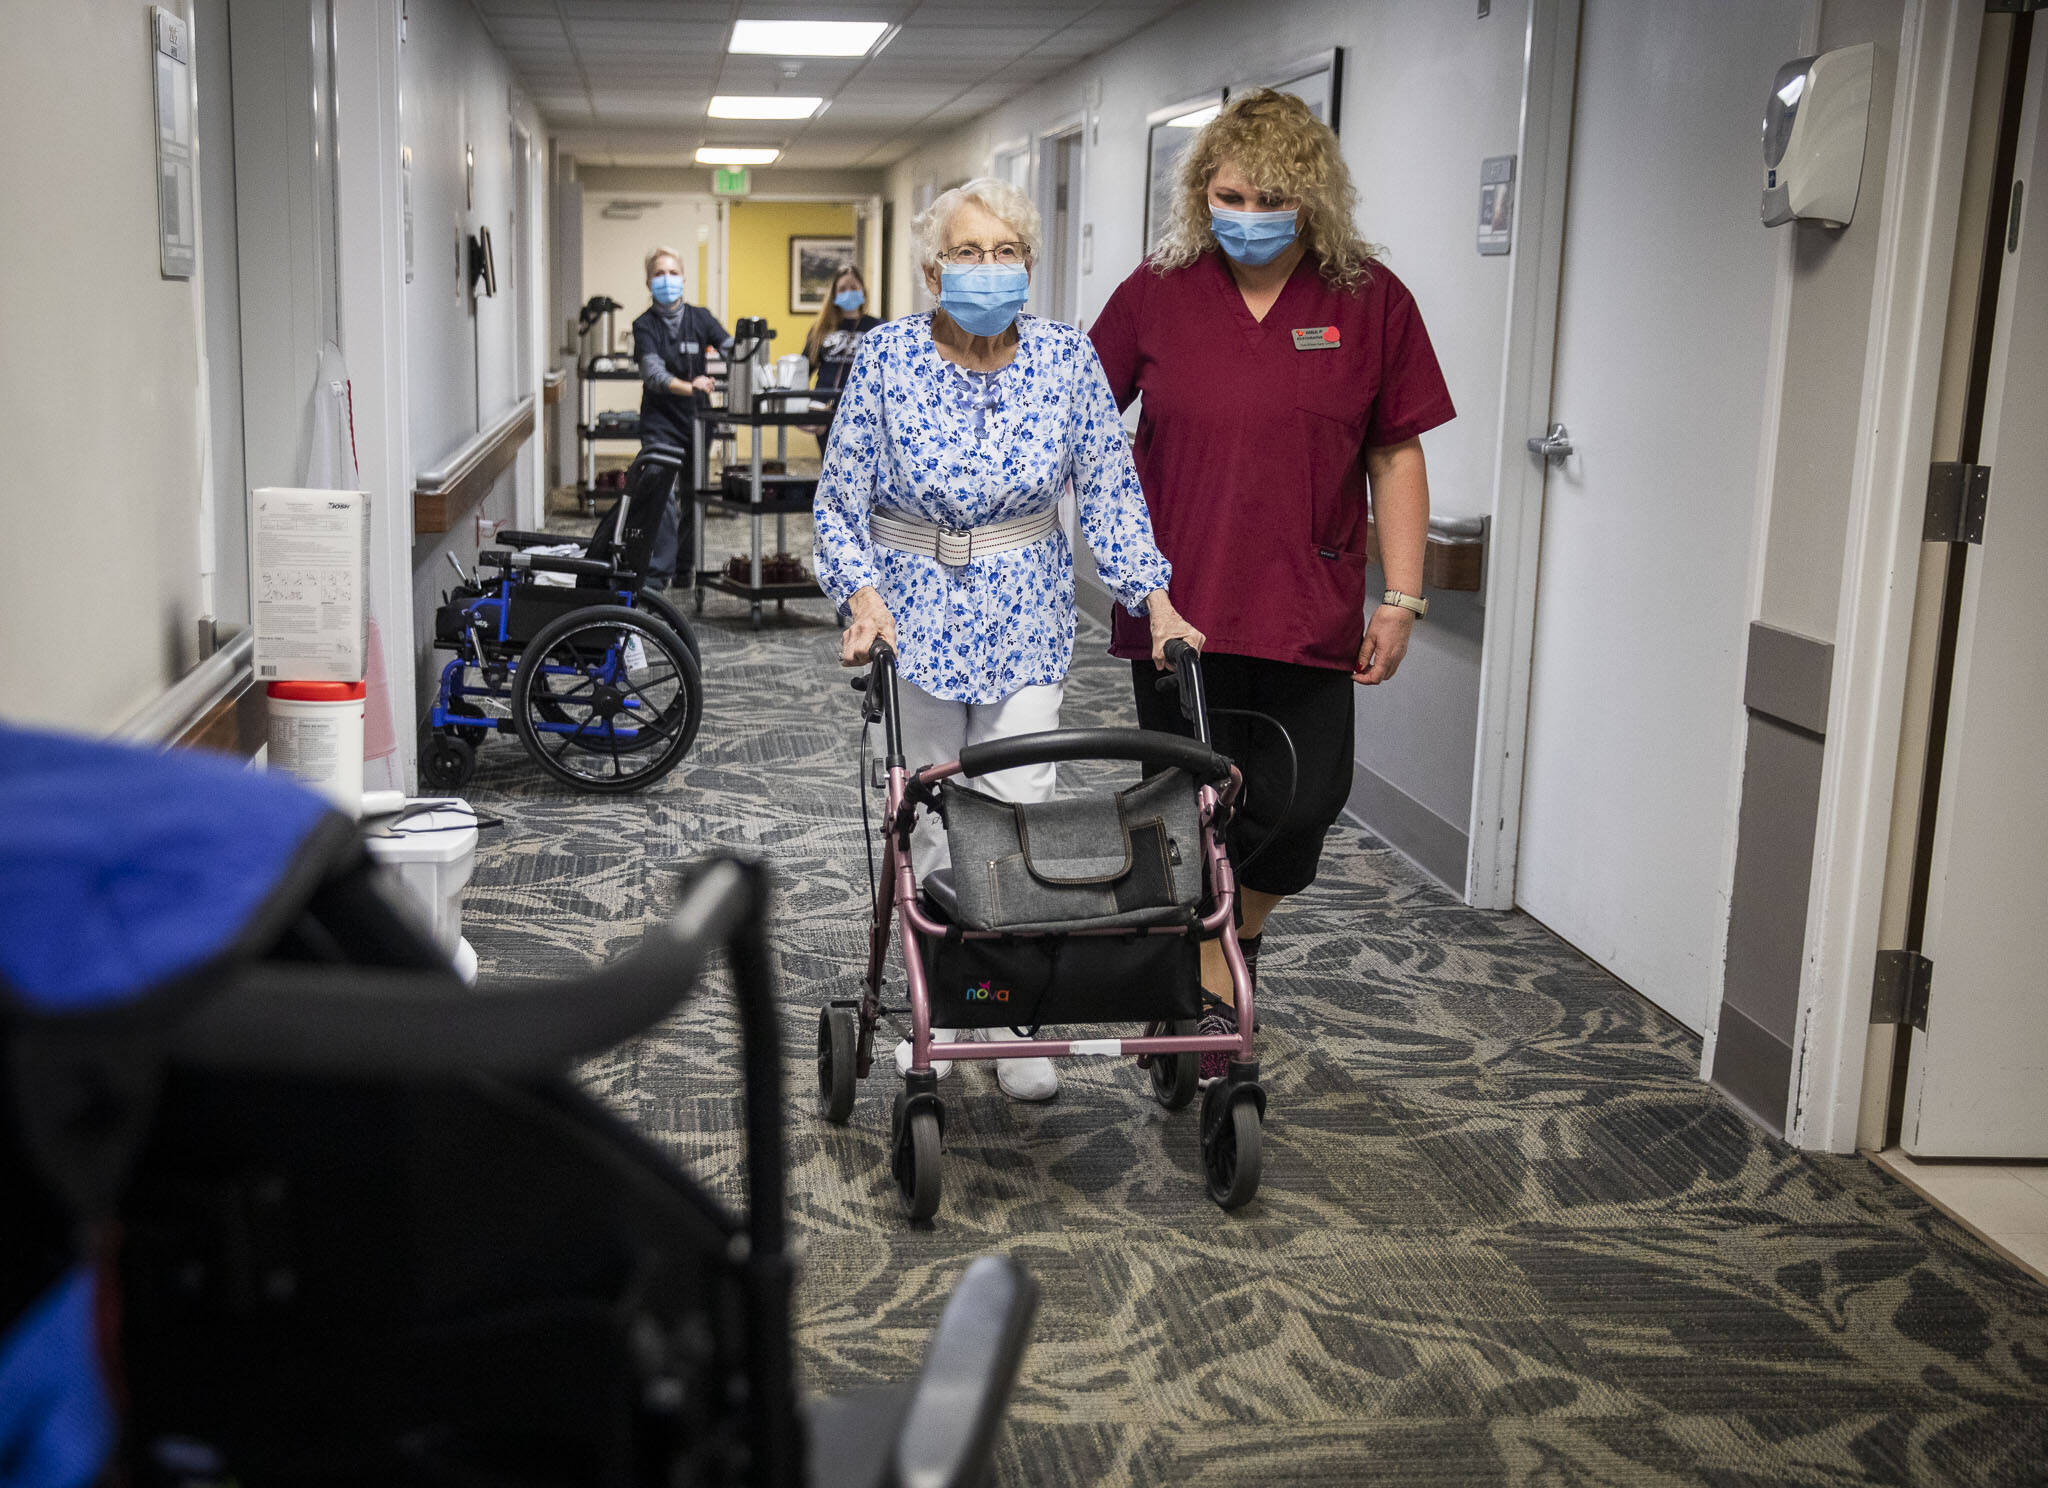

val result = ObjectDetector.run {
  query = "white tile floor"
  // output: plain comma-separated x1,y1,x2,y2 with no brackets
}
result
1874,1148,2048,1282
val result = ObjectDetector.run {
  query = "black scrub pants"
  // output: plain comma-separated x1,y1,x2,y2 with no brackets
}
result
638,404,695,588
1132,652,1356,898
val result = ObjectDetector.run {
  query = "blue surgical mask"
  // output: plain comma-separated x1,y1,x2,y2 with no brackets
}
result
1209,204,1300,266
833,287,866,313
649,273,684,306
938,263,1030,337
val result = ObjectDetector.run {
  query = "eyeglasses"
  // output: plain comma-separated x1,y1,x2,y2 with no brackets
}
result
938,242,1028,267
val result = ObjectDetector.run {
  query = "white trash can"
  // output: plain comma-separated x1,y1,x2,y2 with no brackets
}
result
266,680,366,815
362,799,481,982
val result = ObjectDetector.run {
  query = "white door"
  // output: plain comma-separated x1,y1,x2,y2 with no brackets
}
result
1905,25,2048,1159
1515,0,1802,1030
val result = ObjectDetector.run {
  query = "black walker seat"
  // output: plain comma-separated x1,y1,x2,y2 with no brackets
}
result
815,641,1270,1221
423,444,706,795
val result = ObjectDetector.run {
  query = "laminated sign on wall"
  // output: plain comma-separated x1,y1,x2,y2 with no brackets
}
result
151,6,195,279
253,489,370,683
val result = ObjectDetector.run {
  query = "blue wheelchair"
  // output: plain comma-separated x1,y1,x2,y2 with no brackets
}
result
422,444,705,793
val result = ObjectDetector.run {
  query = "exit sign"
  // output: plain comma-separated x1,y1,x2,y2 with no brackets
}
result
712,166,751,197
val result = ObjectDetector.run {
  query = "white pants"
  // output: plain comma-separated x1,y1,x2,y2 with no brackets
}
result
893,679,1064,881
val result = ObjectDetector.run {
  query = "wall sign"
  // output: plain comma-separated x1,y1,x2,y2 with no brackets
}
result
1478,155,1516,256
151,6,196,279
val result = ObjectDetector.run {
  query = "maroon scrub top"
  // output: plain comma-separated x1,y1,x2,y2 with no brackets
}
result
1090,251,1455,671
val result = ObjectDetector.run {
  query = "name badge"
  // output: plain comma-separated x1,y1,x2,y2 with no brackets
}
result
1291,325,1342,351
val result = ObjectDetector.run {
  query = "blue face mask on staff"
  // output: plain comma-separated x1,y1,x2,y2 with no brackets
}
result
833,287,866,313
649,273,684,306
1209,204,1300,266
938,264,1030,337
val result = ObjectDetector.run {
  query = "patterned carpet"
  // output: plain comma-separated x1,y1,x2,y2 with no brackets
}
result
457,555,2048,1486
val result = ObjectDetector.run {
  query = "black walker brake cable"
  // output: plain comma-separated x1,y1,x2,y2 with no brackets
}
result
1205,707,1298,877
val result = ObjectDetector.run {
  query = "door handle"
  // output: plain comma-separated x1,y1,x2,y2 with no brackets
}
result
1526,422,1573,460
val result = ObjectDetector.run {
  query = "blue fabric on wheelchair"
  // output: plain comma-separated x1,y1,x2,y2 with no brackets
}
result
0,1267,114,1488
0,724,338,1015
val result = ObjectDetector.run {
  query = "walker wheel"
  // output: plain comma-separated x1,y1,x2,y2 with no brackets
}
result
891,1090,943,1222
1149,1019,1200,1110
419,731,477,791
817,1005,857,1124
1200,1085,1263,1210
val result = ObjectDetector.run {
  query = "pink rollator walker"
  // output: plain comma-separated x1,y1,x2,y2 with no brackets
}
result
816,638,1266,1220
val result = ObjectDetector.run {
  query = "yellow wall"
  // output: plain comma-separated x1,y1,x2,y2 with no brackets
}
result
726,199,859,369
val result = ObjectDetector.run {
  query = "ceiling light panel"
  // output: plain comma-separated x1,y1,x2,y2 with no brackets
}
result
696,146,782,165
708,95,824,119
728,20,891,58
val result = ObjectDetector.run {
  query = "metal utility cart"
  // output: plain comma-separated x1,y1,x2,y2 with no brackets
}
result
575,360,646,514
689,388,838,629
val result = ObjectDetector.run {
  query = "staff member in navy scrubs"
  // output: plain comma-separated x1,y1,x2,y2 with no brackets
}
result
633,246,731,588
1091,89,1456,1080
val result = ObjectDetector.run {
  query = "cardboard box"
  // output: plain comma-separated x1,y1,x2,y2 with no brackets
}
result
253,487,370,683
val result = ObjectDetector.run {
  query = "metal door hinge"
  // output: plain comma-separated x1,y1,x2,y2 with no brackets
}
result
1923,463,1990,544
1871,949,1933,1030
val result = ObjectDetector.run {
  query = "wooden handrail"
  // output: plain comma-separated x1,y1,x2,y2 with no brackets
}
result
414,395,536,534
1363,513,1489,592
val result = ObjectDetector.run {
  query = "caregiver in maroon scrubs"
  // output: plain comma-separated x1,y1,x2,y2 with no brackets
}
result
1090,88,1455,1077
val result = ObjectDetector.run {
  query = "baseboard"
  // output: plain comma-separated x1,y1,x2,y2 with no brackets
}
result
1343,761,1469,893
1711,1002,1793,1135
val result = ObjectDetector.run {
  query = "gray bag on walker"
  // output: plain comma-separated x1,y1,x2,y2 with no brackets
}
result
938,770,1204,933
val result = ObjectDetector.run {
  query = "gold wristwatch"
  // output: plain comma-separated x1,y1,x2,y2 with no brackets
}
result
1381,589,1428,619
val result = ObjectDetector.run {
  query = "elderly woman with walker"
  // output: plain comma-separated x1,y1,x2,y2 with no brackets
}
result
813,178,1201,1102
1090,89,1457,1080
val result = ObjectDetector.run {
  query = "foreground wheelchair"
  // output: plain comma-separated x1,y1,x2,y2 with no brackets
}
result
1,726,1037,1487
424,444,704,793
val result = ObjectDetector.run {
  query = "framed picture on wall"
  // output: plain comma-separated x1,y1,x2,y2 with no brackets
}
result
790,236,858,314
1144,95,1222,253
1230,48,1344,133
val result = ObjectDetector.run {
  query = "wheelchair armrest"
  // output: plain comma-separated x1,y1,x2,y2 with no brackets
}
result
493,528,566,549
891,1255,1039,1488
507,552,617,579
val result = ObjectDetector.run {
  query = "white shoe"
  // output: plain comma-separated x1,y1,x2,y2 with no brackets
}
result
984,1026,1059,1102
895,1030,957,1079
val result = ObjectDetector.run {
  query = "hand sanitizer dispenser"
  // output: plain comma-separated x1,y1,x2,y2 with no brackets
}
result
1761,42,1875,229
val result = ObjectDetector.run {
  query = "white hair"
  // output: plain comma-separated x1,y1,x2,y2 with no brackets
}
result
912,177,1041,265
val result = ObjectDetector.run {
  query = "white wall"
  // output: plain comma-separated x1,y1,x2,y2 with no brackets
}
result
401,0,547,715
0,0,211,728
882,0,1532,881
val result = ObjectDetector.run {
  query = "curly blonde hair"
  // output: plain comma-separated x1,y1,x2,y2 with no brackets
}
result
1151,88,1379,290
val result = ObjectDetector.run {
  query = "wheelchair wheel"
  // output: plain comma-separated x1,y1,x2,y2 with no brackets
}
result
1149,1019,1200,1110
512,605,702,793
817,1005,857,1124
419,730,477,792
446,700,491,747
1200,1084,1263,1211
634,588,702,662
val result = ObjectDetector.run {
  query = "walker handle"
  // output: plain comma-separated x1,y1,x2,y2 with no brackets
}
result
953,728,1229,785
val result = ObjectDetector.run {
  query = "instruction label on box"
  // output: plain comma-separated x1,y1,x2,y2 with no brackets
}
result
253,488,370,682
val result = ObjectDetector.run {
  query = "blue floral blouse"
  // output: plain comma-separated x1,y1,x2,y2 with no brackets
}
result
812,313,1172,704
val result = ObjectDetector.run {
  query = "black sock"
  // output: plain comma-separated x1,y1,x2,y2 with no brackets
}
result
1239,932,1262,991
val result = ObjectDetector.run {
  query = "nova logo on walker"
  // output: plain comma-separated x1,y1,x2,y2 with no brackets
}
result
961,980,1011,1003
